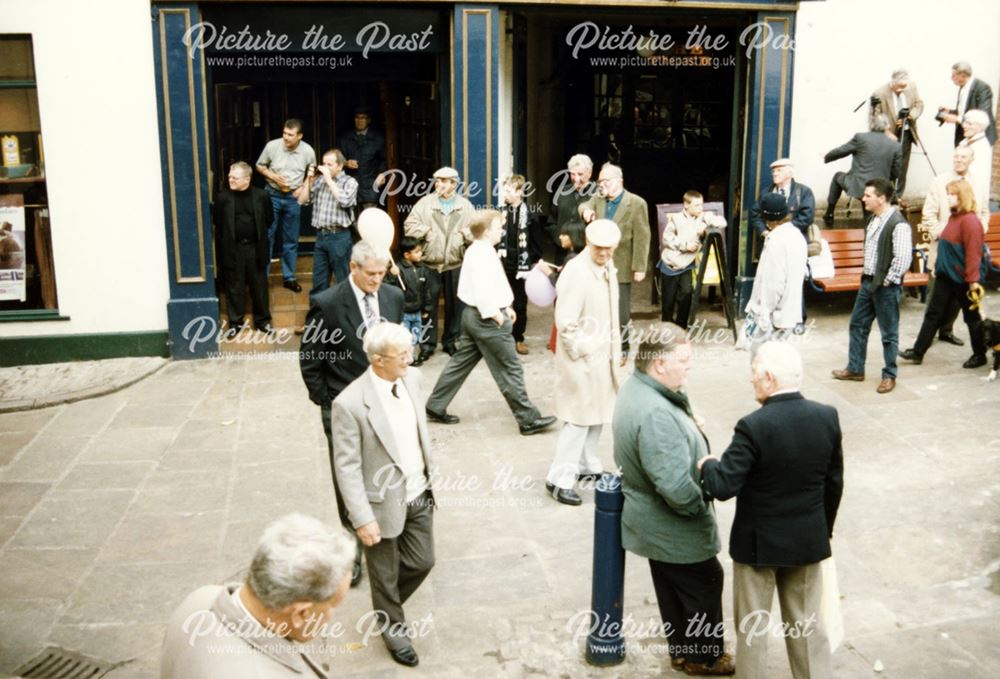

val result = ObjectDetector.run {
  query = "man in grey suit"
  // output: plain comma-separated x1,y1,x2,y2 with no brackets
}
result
300,240,405,587
331,322,435,668
822,114,902,225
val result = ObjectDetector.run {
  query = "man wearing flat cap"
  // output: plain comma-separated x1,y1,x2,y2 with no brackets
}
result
404,167,475,360
338,106,387,209
545,219,624,505
749,159,815,238
743,193,807,351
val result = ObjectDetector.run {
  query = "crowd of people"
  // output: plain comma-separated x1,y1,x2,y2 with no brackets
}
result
176,59,995,679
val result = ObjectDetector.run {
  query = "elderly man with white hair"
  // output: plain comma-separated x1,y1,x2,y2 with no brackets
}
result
699,342,843,679
958,109,993,223
332,321,435,667
545,219,624,505
870,68,924,197
161,513,356,678
549,153,595,263
822,114,902,224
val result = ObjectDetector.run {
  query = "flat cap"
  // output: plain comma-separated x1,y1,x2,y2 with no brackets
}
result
585,219,622,247
433,167,459,180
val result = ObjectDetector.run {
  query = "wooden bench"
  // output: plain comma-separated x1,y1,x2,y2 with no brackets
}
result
812,228,929,293
987,213,1000,274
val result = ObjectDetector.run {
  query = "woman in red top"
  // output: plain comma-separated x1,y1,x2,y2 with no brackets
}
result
901,179,987,367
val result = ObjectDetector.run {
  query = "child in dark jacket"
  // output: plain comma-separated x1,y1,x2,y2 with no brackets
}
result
386,236,432,364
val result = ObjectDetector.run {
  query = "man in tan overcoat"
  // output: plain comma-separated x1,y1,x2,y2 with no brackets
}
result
544,219,623,505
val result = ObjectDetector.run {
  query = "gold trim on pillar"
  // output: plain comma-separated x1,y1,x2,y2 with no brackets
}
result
200,48,213,204
159,8,207,284
450,18,456,168
461,9,493,202
752,15,792,200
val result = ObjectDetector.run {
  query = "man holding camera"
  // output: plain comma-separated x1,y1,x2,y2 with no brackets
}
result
937,62,997,148
870,69,923,199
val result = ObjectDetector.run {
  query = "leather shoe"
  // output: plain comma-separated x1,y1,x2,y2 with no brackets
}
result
350,561,362,588
254,323,275,334
963,354,987,369
822,213,834,227
899,348,922,364
417,349,434,363
443,344,457,356
426,408,459,424
283,279,303,293
388,645,419,667
545,482,582,506
519,415,557,436
831,369,864,381
939,332,965,346
876,377,896,394
515,342,530,355
682,651,734,675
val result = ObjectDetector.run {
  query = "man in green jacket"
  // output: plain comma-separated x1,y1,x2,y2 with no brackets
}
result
580,163,650,353
613,322,734,676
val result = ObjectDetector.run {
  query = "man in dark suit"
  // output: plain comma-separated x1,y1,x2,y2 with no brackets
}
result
831,178,911,394
822,115,902,225
300,239,404,586
939,62,997,147
331,322,434,668
338,106,387,209
214,161,274,336
699,342,842,679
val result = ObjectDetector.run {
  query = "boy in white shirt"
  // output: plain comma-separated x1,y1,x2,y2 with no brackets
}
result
425,210,556,436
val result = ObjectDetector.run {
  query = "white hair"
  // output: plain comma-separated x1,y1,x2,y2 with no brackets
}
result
952,61,972,76
600,162,623,180
963,109,989,129
752,341,803,390
890,69,910,85
247,514,356,610
351,240,390,266
363,322,413,360
870,114,890,133
567,154,593,171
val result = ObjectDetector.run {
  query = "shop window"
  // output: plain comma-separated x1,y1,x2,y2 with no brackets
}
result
0,34,56,315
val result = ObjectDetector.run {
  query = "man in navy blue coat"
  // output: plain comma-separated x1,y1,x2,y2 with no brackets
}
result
699,342,843,679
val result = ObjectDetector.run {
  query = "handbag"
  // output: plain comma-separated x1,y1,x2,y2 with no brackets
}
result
819,556,844,651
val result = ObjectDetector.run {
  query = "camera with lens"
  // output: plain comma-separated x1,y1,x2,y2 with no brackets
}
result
935,107,957,125
897,107,910,121
869,95,881,109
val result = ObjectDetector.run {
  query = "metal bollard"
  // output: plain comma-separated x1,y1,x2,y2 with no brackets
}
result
585,473,626,666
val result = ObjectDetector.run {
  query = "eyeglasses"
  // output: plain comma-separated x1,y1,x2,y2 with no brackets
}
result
378,352,412,363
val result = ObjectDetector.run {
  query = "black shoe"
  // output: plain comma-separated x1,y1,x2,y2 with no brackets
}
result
426,408,460,424
963,354,987,369
938,333,965,346
283,279,303,293
388,645,419,667
443,344,457,356
410,354,425,367
254,323,275,334
223,323,244,340
545,482,582,506
822,213,834,226
519,415,558,436
417,349,434,363
899,348,923,364
350,561,362,588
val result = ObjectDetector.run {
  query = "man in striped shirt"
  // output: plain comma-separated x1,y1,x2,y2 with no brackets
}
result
300,148,359,298
832,178,912,394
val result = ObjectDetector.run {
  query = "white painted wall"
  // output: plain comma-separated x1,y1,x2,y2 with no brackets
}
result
1,0,169,337
791,0,1000,205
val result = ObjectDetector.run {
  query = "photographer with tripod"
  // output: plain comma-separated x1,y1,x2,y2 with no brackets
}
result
870,69,924,200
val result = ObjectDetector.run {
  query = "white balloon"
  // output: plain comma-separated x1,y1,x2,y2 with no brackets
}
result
357,208,395,252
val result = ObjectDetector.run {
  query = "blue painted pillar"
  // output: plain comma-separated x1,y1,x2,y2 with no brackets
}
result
152,4,219,359
737,13,797,311
452,4,500,208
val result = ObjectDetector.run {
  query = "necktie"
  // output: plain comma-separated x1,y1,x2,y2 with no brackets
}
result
363,293,377,329
391,383,399,399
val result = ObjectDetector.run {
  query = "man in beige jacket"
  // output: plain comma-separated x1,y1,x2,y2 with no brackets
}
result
545,219,623,505
160,514,355,679
403,167,475,360
579,163,651,352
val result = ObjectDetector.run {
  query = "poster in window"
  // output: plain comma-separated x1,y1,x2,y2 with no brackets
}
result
0,205,27,301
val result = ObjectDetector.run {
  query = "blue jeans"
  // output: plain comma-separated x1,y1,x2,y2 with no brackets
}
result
266,187,301,282
402,312,423,347
847,279,902,379
311,229,352,297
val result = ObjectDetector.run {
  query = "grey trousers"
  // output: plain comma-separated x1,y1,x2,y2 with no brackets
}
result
321,405,362,568
365,491,435,650
733,561,832,679
426,306,541,427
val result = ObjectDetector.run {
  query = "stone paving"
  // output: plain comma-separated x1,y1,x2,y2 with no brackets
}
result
0,291,998,678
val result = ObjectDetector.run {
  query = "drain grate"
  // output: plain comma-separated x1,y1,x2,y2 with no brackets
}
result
13,647,111,678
